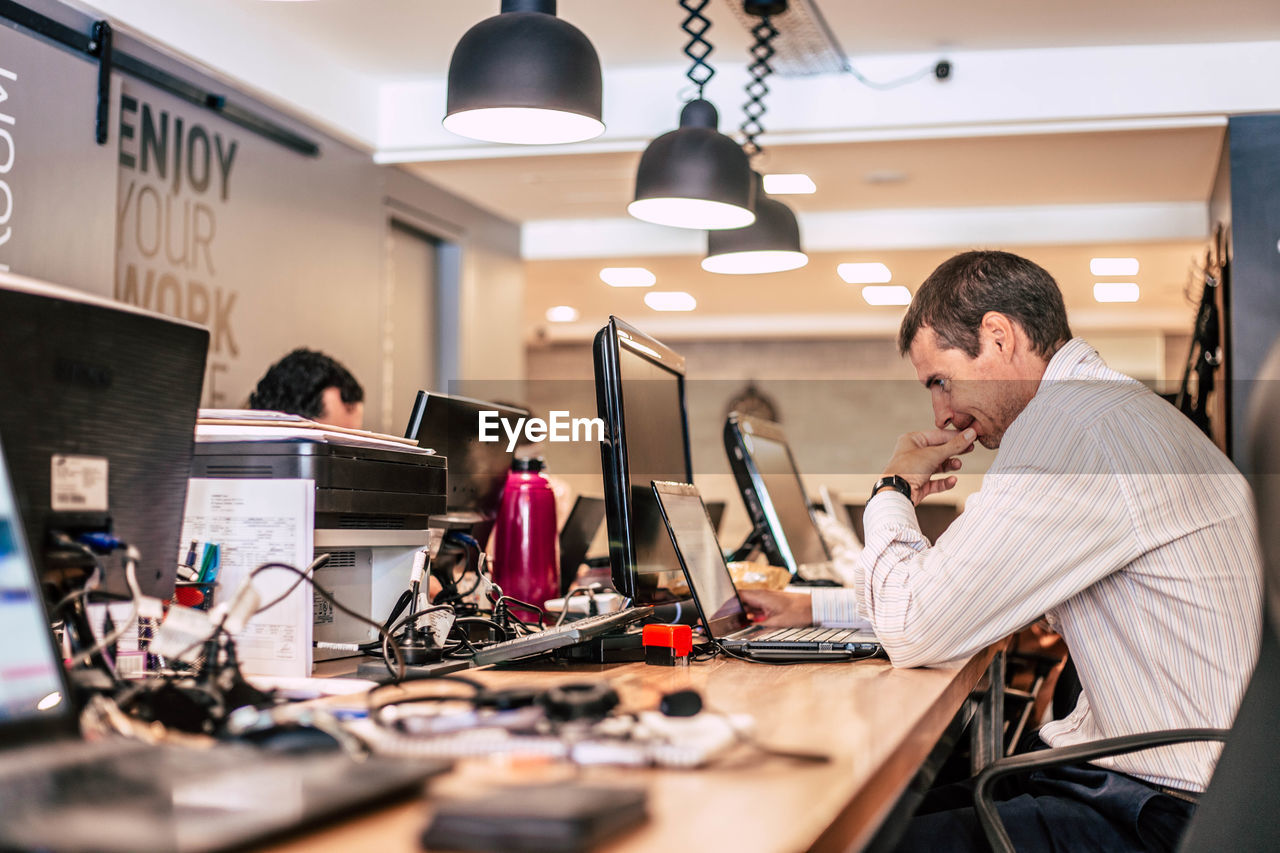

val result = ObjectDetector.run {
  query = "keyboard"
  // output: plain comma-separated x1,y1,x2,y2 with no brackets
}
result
0,738,450,853
471,607,652,666
750,627,864,645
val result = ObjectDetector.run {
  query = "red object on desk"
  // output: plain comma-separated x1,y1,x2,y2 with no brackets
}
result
642,623,692,665
174,587,204,608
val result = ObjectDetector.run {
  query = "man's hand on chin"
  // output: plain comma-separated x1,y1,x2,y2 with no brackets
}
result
737,589,813,628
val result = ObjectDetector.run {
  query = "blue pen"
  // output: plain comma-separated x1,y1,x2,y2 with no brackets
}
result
198,543,221,583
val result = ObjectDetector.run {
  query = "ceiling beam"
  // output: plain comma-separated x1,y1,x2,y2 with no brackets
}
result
522,201,1209,259
377,40,1280,163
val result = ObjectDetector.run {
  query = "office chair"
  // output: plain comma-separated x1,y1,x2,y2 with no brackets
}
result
973,340,1280,852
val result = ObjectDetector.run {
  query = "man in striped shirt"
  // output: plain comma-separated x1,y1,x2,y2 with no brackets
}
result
741,251,1262,852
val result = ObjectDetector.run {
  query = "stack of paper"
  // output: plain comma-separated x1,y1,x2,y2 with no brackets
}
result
196,409,435,455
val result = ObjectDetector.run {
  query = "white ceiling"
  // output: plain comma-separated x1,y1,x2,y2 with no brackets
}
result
408,125,1226,223
87,0,1280,79
76,0,1280,338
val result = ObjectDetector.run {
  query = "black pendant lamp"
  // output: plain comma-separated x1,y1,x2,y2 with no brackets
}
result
444,0,605,145
703,173,807,273
629,99,756,230
703,1,808,273
628,0,756,230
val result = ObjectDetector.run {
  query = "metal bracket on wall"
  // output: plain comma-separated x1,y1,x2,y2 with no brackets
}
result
0,0,320,157
88,19,111,145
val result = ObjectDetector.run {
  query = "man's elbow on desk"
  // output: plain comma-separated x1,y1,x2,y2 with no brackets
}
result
868,600,983,669
739,589,972,668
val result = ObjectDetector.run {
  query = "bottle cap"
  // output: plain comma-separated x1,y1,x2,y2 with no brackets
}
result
512,456,545,472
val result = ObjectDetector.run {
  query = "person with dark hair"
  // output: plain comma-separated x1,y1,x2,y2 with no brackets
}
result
741,250,1261,852
248,348,365,429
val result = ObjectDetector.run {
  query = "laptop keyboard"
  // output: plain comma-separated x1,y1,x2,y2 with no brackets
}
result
0,740,274,804
0,738,450,853
471,607,650,666
750,627,864,645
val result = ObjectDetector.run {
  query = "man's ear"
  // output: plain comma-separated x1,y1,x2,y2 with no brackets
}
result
980,312,1018,358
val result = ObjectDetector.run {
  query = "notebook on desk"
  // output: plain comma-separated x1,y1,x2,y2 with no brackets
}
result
0,435,450,853
651,481,881,661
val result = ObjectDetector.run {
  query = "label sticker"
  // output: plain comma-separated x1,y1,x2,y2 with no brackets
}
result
50,455,108,512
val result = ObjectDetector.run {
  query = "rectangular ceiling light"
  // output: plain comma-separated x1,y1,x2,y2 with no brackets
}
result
838,262,892,284
644,291,697,311
861,285,912,306
763,173,817,195
600,267,656,287
1093,282,1140,303
545,305,580,323
1090,257,1139,276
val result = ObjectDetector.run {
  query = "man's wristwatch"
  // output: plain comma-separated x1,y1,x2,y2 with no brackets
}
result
871,474,912,502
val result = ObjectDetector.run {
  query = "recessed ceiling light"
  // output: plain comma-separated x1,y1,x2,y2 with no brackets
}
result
1090,257,1140,276
599,267,656,288
644,291,697,312
545,305,580,323
864,169,909,185
702,250,809,275
862,285,912,306
838,262,892,284
762,173,816,195
1093,282,1140,303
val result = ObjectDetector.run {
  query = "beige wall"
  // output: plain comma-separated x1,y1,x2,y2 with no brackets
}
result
526,329,1180,547
0,13,525,439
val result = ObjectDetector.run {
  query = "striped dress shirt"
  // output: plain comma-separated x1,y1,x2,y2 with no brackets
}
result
836,338,1263,791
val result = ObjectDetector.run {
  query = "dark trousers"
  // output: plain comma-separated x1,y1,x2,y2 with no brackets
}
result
896,738,1196,853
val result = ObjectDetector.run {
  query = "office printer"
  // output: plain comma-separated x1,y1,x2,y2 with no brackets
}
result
190,439,447,662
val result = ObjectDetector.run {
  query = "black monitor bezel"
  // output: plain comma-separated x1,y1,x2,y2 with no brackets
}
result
650,480,750,640
724,411,831,576
593,316,693,603
403,390,530,521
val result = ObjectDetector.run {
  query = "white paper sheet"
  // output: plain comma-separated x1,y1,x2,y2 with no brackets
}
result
179,479,314,677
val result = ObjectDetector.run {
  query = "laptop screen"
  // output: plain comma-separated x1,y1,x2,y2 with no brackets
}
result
652,483,750,638
0,441,70,729
743,431,830,569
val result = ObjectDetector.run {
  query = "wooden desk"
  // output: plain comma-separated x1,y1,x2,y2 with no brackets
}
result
270,646,1001,853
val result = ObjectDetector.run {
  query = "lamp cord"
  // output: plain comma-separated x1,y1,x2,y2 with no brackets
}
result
680,0,715,97
741,14,779,158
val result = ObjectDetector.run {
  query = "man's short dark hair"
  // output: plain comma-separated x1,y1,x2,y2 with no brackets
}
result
248,348,363,419
898,250,1072,359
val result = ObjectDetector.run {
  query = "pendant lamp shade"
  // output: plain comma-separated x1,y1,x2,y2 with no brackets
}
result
702,174,808,274
628,99,756,230
444,0,605,145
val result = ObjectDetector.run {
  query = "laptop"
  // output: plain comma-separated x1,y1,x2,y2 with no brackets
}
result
651,481,881,661
559,494,607,594
0,436,451,853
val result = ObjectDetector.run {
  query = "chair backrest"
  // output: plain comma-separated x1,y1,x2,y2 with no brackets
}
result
1178,340,1280,852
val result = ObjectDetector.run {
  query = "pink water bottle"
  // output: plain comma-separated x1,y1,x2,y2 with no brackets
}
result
492,457,558,623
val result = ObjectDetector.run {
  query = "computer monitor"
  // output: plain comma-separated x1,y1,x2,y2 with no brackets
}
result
404,392,529,542
724,412,831,577
593,316,693,603
558,495,606,594
0,273,209,600
0,431,72,735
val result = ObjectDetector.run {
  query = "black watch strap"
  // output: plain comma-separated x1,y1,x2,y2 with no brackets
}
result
871,475,912,502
